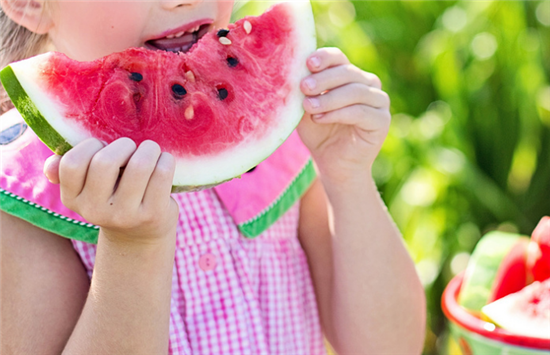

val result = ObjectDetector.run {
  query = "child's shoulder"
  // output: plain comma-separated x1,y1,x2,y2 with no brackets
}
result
0,115,99,243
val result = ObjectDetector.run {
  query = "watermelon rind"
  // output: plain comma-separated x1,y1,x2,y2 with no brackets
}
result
0,1,317,190
0,66,72,155
458,231,528,313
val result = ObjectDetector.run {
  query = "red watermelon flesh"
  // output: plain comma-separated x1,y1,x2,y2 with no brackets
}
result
458,231,531,313
529,216,550,282
482,279,550,339
0,1,316,190
489,237,530,303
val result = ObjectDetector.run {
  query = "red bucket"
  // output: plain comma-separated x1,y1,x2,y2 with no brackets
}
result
442,272,550,354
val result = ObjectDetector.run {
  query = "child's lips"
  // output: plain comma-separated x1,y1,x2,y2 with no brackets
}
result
146,23,212,53
147,32,197,52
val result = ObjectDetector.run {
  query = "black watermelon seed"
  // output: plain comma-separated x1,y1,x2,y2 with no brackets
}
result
172,84,187,96
246,166,256,173
227,57,239,67
217,29,230,37
130,72,143,82
218,88,229,100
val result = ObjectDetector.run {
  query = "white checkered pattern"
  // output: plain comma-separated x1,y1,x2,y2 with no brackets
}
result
71,189,326,355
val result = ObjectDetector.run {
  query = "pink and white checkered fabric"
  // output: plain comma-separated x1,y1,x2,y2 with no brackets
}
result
71,188,327,355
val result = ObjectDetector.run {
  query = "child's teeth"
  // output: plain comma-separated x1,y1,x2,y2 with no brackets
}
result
167,34,175,39
175,31,185,38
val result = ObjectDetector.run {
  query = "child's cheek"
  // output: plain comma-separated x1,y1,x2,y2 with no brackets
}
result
49,2,149,61
217,0,235,27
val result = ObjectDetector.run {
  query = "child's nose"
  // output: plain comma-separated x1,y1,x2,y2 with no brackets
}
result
160,0,202,10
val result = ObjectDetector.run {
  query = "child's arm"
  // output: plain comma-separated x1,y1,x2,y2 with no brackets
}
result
1,137,178,354
297,48,426,354
43,138,179,354
1,211,90,353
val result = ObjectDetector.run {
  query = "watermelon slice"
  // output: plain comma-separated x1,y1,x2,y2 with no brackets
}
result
481,279,550,339
0,1,317,191
528,217,550,282
458,231,530,313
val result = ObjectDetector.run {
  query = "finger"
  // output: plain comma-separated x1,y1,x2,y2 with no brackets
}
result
82,137,137,203
142,152,176,212
311,104,391,131
301,64,382,96
113,140,162,208
59,138,105,203
44,155,62,184
303,83,390,115
307,47,350,73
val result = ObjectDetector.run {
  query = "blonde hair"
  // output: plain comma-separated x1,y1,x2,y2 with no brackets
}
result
0,6,49,114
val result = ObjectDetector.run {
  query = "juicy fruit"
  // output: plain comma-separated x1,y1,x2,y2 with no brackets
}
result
481,279,550,339
0,1,317,191
528,217,550,282
458,231,530,313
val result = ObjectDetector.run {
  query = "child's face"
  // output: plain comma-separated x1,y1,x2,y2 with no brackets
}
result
47,1,234,61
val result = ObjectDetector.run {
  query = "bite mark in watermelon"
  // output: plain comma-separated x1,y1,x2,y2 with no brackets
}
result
0,1,317,191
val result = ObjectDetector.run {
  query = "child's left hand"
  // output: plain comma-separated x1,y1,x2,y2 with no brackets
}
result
298,48,391,187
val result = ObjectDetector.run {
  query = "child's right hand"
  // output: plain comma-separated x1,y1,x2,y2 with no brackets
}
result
44,138,179,245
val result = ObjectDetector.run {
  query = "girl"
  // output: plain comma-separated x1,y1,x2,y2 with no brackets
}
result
0,0,426,354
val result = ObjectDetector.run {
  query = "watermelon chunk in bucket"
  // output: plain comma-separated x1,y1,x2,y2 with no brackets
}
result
482,279,550,340
0,1,317,191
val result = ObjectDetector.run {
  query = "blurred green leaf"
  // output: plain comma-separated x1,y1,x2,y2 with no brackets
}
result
233,2,549,354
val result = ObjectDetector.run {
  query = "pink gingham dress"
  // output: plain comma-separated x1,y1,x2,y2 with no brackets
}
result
71,190,325,354
0,122,327,355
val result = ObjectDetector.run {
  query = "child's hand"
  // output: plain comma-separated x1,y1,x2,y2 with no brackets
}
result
44,138,179,244
298,48,391,186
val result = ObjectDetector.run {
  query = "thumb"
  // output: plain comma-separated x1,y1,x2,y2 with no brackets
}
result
43,155,62,184
297,111,327,151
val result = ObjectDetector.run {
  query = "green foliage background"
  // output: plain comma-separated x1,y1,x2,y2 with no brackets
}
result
235,1,550,354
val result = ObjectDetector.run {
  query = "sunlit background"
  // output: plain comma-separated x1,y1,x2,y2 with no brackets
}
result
235,1,550,354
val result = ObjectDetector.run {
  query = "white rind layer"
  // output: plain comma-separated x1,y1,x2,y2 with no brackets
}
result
9,0,316,188
172,0,316,186
10,53,93,147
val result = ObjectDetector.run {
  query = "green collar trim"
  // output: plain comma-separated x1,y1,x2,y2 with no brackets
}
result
0,159,315,242
238,159,316,238
0,188,99,244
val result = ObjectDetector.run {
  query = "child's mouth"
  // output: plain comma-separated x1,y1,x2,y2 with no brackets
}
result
145,24,212,53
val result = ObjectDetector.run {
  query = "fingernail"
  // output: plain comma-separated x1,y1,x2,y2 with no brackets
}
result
303,78,316,91
308,98,320,109
313,113,324,120
309,56,320,68
43,155,60,182
44,155,58,170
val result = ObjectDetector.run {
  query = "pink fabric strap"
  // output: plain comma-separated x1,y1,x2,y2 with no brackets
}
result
214,131,311,225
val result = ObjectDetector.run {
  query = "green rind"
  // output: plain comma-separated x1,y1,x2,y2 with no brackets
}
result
0,65,72,155
238,159,316,238
458,231,525,312
0,188,99,244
